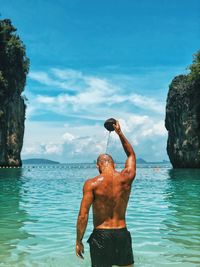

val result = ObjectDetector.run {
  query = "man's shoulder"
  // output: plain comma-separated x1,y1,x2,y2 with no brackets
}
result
84,176,99,188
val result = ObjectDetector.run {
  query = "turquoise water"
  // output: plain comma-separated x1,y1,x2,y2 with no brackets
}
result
0,164,200,267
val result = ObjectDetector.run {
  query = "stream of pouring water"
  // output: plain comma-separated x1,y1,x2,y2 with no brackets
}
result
105,131,111,153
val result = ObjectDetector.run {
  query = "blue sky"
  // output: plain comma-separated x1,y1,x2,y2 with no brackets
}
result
1,0,200,162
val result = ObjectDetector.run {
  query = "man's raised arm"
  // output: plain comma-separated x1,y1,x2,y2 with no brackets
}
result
113,121,136,179
76,179,94,259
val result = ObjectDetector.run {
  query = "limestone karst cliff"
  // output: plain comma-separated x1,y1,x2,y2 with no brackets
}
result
0,19,29,167
165,51,200,168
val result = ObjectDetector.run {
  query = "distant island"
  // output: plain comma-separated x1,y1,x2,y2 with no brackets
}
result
22,157,170,165
23,158,60,164
136,158,170,164
136,158,147,164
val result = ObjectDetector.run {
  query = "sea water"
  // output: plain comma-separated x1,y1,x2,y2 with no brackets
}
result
0,164,200,267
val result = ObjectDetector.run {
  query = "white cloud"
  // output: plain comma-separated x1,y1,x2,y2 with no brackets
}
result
29,68,165,116
139,120,167,138
119,115,149,132
23,146,38,155
43,143,62,154
29,70,79,91
29,71,52,85
51,68,83,80
62,132,75,142
34,87,164,116
22,114,168,162
36,95,55,104
129,94,164,113
24,67,169,162
22,142,62,156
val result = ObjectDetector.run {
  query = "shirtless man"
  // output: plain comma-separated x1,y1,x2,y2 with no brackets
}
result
76,121,136,267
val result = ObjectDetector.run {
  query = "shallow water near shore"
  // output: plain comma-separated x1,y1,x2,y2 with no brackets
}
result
0,164,200,267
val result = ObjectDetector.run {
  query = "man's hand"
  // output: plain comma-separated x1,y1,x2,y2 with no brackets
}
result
76,241,84,259
113,120,122,135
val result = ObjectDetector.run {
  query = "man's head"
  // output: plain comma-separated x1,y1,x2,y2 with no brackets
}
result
96,154,115,173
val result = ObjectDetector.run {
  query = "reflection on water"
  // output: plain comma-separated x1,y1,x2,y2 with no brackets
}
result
161,169,200,266
0,169,35,266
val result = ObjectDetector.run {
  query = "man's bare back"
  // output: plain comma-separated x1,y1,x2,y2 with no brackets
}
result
76,121,136,267
88,167,132,229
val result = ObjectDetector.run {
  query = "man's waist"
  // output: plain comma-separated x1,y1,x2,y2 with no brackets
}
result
93,227,128,233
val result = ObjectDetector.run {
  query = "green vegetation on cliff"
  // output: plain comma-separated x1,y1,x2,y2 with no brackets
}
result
0,19,29,104
188,50,200,83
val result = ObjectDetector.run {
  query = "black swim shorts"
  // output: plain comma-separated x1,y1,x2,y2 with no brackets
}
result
87,227,134,267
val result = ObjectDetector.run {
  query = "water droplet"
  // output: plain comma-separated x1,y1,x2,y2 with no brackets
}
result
105,131,111,153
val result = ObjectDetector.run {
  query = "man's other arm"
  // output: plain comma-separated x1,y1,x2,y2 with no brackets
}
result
76,179,94,259
113,121,136,180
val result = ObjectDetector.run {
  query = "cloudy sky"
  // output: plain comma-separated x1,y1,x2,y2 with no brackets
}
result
1,0,200,162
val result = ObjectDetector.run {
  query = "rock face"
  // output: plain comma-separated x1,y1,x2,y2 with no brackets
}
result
165,51,200,168
0,19,29,167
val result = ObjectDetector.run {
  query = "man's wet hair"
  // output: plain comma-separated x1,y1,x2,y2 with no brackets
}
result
97,154,114,165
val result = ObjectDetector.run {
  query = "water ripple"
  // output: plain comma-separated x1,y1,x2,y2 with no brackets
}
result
0,165,200,267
